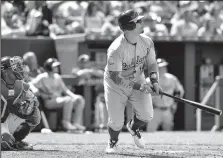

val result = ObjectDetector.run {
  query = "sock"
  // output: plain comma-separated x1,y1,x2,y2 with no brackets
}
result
108,126,120,141
131,115,147,132
13,122,31,142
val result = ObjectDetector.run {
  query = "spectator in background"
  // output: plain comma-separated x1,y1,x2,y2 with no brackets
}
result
30,58,86,131
22,51,44,82
12,0,26,25
72,54,104,82
25,1,49,36
95,1,111,16
1,1,26,36
101,11,122,37
198,15,223,40
49,11,84,37
142,12,169,37
82,2,105,34
170,10,198,38
71,54,106,131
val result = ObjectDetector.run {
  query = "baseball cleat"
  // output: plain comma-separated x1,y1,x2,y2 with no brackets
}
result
13,141,34,150
105,139,118,154
126,121,145,149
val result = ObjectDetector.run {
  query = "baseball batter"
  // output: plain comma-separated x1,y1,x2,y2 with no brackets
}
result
104,9,162,153
147,58,184,131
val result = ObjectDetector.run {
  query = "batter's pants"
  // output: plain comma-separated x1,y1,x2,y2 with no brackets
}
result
105,85,153,131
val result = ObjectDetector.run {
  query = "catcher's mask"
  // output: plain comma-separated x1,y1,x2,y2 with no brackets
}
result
118,9,144,31
1,56,26,80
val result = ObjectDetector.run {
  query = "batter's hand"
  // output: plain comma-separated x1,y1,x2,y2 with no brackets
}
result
151,83,163,95
140,84,153,94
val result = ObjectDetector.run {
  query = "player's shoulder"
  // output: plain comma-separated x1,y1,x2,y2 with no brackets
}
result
108,34,125,52
140,34,154,46
165,73,178,80
36,72,47,78
54,73,62,79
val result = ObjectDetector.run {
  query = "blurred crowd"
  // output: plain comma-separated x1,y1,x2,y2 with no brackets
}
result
2,1,223,40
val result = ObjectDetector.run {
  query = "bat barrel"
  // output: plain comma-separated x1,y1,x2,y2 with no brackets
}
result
160,92,222,116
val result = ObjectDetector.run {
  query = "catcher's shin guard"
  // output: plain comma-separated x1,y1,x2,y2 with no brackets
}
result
13,122,31,141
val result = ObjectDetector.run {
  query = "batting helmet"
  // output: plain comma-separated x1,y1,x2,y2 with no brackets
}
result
43,58,60,72
118,9,144,31
1,56,26,80
157,58,169,67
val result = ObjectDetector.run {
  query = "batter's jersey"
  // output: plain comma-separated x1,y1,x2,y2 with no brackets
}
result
149,73,184,108
104,34,156,91
1,79,33,123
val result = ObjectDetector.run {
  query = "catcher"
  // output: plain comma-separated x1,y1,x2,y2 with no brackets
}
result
1,56,41,151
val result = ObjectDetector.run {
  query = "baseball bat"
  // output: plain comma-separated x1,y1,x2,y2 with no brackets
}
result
160,91,222,116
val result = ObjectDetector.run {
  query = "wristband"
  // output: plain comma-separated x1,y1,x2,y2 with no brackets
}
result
150,72,158,84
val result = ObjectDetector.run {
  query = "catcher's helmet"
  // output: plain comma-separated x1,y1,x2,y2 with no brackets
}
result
118,9,144,31
43,58,60,72
157,58,169,67
1,56,26,80
1,56,11,71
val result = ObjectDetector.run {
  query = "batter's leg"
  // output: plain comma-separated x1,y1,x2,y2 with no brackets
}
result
129,90,153,130
127,90,153,148
105,86,128,141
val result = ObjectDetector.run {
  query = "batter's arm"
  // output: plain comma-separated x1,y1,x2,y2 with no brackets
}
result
109,70,153,92
146,40,159,82
107,49,140,90
146,39,162,94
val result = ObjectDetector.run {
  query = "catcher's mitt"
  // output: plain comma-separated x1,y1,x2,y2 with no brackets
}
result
11,86,39,118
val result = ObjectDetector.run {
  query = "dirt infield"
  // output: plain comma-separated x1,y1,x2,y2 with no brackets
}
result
2,131,223,158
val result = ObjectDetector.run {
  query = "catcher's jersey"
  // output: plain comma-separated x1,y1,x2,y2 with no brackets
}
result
104,34,156,89
1,79,35,123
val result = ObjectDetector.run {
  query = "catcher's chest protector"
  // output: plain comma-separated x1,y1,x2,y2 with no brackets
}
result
1,80,31,122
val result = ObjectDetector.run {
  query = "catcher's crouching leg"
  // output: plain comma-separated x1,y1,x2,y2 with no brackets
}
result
13,107,41,150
